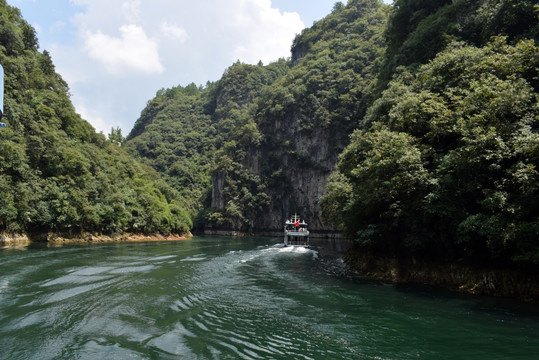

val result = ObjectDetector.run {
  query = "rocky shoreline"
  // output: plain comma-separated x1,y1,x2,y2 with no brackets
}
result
344,247,539,302
0,232,192,247
4,231,537,302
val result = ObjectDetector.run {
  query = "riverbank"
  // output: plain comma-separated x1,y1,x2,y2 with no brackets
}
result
344,247,539,302
0,231,192,247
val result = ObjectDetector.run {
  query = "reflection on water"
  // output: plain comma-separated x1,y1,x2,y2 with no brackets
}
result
0,236,538,360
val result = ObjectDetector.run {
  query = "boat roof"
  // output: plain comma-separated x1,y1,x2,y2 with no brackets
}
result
285,213,307,225
285,220,307,225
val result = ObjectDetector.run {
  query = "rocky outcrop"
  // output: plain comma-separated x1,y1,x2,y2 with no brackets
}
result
44,232,193,244
210,169,227,210
0,233,31,247
0,232,192,246
291,43,308,67
344,247,539,302
264,126,340,232
209,114,348,236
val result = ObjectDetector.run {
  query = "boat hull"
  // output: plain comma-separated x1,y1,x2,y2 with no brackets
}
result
284,231,309,247
284,214,309,247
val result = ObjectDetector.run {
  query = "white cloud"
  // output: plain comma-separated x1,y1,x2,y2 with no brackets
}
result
232,2,303,64
46,0,307,134
83,24,164,75
208,0,304,64
121,0,141,23
161,21,188,42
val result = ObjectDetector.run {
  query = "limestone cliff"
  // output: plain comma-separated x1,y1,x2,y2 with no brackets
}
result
254,120,347,234
127,1,389,236
205,0,388,235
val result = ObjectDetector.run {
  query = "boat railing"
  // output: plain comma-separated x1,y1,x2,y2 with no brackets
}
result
285,226,308,233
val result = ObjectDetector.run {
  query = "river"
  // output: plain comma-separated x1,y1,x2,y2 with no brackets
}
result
0,236,538,359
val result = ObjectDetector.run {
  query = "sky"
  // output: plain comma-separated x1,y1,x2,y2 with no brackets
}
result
8,0,390,136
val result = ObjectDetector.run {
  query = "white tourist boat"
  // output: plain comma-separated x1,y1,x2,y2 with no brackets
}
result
284,214,309,247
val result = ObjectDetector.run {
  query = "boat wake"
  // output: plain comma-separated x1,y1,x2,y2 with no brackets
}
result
237,243,318,264
151,242,335,359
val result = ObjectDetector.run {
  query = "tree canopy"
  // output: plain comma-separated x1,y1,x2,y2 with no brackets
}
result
322,37,539,265
3,0,538,269
0,1,191,236
320,0,538,266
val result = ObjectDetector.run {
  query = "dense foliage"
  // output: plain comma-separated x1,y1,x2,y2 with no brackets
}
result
380,0,538,84
126,83,215,217
127,60,290,230
261,0,388,133
127,0,389,231
129,0,539,267
322,0,539,265
5,0,537,269
0,1,191,235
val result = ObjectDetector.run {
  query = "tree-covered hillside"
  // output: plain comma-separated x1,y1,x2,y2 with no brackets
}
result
0,1,191,236
322,37,539,265
127,0,389,232
129,0,538,267
126,60,291,229
380,0,537,84
321,0,539,266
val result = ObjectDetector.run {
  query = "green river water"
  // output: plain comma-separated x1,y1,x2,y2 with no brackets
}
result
0,236,538,359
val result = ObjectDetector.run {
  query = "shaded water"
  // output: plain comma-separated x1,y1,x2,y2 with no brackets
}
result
0,236,538,359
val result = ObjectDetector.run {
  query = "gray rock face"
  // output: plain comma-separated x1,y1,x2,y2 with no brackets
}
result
210,114,347,235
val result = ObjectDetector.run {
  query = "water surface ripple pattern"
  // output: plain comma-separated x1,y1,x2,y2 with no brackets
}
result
0,237,538,359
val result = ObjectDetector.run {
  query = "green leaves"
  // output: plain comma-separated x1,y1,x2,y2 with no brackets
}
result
324,36,539,264
328,126,429,248
280,1,389,131
0,2,191,236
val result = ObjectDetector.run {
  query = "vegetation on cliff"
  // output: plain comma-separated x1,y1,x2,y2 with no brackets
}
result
321,0,539,266
127,0,389,232
322,37,539,265
126,60,291,230
129,0,538,268
0,1,191,236
2,0,537,274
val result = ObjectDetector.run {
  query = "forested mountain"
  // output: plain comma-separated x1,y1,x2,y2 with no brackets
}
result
2,0,535,270
0,1,191,237
126,60,292,228
128,0,389,233
321,0,539,266
323,38,539,265
128,0,538,267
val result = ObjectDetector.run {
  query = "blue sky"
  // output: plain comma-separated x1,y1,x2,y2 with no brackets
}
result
9,0,390,135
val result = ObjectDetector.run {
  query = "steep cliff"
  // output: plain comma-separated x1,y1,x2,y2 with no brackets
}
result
205,0,389,234
126,0,389,235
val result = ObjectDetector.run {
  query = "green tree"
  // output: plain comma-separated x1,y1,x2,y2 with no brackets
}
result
108,126,125,146
324,37,539,264
0,1,191,236
379,0,539,87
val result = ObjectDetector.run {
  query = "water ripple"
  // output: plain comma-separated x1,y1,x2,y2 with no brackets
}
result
1,239,538,360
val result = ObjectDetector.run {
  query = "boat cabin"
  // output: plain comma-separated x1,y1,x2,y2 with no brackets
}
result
284,214,309,246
